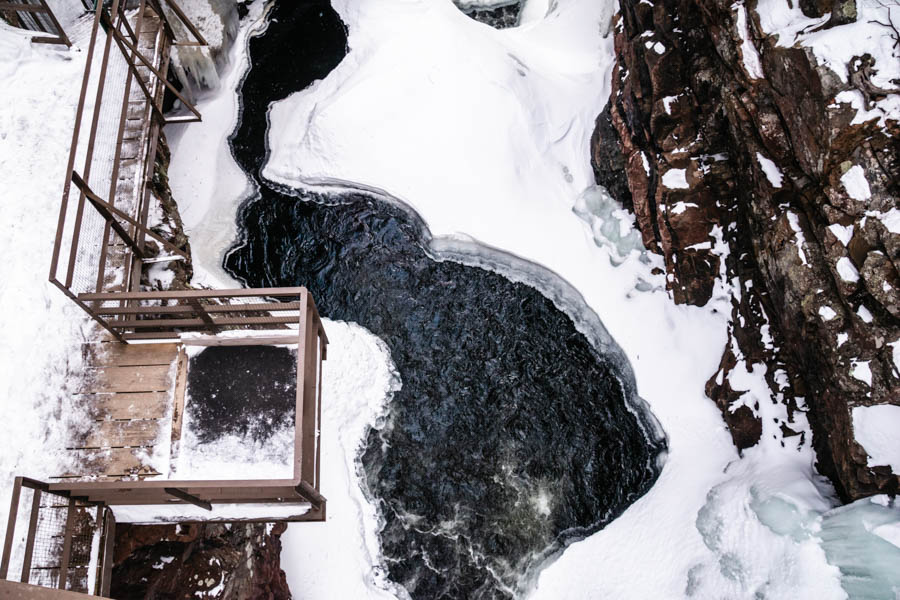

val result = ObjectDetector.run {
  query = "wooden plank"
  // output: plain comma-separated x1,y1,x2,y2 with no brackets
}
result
69,419,161,449
80,391,169,421
0,580,108,599
78,364,171,394
169,347,187,452
82,342,178,367
55,448,160,479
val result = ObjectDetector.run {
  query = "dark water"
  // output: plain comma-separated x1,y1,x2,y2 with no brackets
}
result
455,1,523,29
221,2,665,598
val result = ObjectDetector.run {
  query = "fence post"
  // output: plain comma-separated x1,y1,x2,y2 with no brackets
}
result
57,497,77,589
188,298,219,334
20,488,42,583
0,477,23,578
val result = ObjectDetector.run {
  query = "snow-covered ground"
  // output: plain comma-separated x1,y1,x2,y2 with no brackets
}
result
0,18,96,560
1,0,898,597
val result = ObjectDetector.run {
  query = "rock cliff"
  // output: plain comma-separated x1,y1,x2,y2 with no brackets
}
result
111,522,290,599
593,0,899,500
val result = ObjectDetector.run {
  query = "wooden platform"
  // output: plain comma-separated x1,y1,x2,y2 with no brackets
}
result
57,342,186,480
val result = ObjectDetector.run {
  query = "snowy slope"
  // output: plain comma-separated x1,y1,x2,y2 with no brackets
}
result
0,23,95,555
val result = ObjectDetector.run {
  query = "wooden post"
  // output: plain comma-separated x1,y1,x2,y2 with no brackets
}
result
0,477,23,578
98,509,115,597
19,489,42,583
188,299,219,334
57,497,77,589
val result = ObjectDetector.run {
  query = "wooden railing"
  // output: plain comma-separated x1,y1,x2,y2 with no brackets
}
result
0,0,71,46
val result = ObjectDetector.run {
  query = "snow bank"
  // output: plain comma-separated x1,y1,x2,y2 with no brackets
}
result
280,320,402,599
852,405,900,472
0,24,96,559
165,2,268,289
114,502,311,524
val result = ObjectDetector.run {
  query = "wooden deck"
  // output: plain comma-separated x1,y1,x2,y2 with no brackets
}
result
58,342,187,481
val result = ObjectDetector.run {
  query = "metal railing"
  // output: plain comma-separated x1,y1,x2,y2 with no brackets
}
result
2,289,329,595
49,0,208,342
1,478,114,595
0,0,71,46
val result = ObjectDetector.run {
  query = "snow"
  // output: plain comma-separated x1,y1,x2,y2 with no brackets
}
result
835,257,860,283
755,152,783,188
0,23,96,564
850,359,872,386
670,201,698,215
827,223,853,246
0,0,878,596
857,304,874,323
757,0,900,125
840,165,872,201
661,168,689,189
733,2,764,79
786,212,810,266
113,502,311,524
852,405,900,472
157,0,871,595
819,306,837,321
662,95,678,114
281,320,402,599
869,207,900,235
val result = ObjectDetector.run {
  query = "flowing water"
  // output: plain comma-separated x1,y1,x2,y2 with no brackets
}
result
220,2,666,597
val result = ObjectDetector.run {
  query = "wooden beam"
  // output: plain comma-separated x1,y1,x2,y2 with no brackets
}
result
20,489,42,583
57,498,77,589
164,488,211,511
72,171,188,260
98,510,116,597
0,3,49,13
0,477,22,578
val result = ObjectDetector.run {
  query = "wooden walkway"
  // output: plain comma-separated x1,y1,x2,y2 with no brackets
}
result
58,343,187,481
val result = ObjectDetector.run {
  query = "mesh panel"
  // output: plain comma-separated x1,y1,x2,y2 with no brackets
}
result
26,500,101,593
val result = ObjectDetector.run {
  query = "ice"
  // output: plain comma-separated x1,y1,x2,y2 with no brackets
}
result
167,0,241,101
159,0,884,596
165,1,266,288
841,165,872,201
852,405,900,471
573,185,645,264
819,497,900,599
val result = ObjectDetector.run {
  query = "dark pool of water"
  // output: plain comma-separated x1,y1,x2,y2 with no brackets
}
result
219,2,666,598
